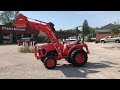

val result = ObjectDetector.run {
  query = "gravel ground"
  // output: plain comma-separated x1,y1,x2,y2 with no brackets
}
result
0,42,120,79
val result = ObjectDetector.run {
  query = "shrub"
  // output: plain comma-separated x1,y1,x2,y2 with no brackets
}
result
18,46,34,53
87,34,92,42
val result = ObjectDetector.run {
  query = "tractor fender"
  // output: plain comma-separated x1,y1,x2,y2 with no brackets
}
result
67,44,83,56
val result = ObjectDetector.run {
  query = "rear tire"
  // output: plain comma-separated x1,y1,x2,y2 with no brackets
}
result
44,56,57,69
71,49,88,67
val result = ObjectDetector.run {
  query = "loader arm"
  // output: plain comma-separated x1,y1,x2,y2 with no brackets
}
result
13,14,64,59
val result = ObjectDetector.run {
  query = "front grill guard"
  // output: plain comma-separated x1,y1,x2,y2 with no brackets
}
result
34,46,41,60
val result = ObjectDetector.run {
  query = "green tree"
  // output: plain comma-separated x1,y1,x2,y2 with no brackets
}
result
0,29,3,44
87,34,92,42
37,35,47,43
62,28,81,34
82,19,90,42
0,11,19,25
60,29,62,32
110,25,120,36
33,34,38,41
89,27,96,38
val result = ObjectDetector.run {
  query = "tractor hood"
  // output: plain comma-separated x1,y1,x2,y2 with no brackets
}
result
34,43,56,60
36,43,56,51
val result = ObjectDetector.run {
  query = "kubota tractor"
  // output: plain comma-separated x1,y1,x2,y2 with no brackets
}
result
13,13,90,69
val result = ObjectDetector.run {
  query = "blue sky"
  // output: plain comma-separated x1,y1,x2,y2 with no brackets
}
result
11,11,120,30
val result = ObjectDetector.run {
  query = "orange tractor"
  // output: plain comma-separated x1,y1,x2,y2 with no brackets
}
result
13,13,90,69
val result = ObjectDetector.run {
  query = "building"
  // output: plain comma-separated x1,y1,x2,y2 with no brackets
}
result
96,29,111,39
0,25,39,44
0,24,77,44
96,23,120,39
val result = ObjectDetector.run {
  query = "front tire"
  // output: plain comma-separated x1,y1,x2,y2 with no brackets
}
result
41,57,45,63
18,43,20,46
44,56,57,69
101,40,106,43
71,49,88,67
65,57,72,63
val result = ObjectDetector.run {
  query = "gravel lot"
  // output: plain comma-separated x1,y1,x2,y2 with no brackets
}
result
0,42,120,79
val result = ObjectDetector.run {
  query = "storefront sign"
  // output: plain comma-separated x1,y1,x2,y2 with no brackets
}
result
2,26,25,31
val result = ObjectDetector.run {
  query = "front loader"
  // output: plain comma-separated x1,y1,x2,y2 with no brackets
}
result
13,13,90,69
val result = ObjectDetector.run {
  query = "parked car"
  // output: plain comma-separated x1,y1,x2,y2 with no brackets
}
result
63,36,81,44
100,36,120,43
17,37,37,46
66,36,81,41
95,39,100,43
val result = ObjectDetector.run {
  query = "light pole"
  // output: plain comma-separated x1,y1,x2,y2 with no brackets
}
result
75,26,82,40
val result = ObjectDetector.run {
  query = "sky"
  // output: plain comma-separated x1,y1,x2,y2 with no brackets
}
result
1,11,120,30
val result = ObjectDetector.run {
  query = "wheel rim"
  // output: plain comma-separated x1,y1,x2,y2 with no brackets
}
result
75,53,84,63
46,59,55,67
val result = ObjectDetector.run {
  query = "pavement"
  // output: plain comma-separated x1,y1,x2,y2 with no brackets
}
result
0,42,120,79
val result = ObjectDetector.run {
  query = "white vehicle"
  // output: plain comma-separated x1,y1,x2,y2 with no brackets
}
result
66,36,80,41
63,36,81,44
100,36,120,43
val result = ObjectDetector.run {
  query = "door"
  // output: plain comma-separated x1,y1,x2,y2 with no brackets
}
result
105,37,111,42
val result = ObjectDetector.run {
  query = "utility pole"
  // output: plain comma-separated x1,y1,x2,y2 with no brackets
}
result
92,28,94,38
75,26,82,40
75,27,78,40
